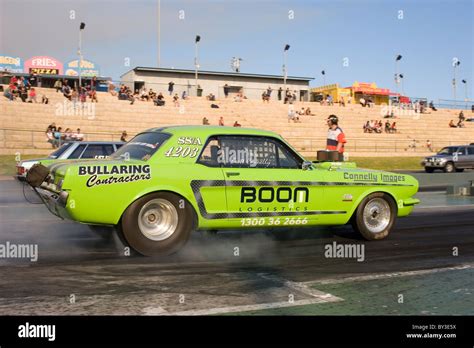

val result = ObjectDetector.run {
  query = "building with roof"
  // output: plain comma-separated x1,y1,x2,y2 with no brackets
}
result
311,81,401,105
121,67,314,101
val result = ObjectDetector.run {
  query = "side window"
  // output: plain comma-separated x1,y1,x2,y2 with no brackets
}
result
81,144,110,159
457,147,467,156
468,147,474,155
197,138,221,167
68,144,86,159
198,135,301,169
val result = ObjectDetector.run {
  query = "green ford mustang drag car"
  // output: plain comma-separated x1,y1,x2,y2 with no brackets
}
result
26,126,420,256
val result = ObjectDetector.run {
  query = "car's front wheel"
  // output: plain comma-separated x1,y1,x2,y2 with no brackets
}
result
444,162,455,173
121,192,195,256
352,193,396,240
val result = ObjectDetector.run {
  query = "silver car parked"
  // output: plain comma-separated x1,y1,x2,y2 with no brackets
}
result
16,141,124,180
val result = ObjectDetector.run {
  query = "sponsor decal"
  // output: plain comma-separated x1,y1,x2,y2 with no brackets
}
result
0,54,23,73
24,56,63,75
177,136,202,145
78,164,151,187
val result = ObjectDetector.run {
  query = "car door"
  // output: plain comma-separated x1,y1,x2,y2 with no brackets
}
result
217,135,327,226
467,146,474,168
454,146,468,169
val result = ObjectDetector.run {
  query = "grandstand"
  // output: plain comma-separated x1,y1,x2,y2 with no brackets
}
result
1,86,473,157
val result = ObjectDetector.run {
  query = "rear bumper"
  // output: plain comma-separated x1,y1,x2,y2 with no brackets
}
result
35,187,71,220
403,197,420,206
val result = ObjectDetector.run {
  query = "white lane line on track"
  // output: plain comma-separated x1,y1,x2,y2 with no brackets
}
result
305,264,473,286
151,274,342,316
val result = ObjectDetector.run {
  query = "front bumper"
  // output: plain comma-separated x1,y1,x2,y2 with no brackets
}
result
402,197,420,206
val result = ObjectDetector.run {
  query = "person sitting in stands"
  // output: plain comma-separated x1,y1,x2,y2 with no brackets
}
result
390,122,397,133
429,101,437,111
202,117,210,125
62,85,72,100
182,91,188,100
54,127,63,147
41,95,49,104
206,93,216,101
287,108,300,123
19,86,28,102
46,130,56,148
385,120,391,133
3,86,14,101
64,128,73,141
108,81,117,96
120,131,128,142
154,92,165,106
28,88,37,103
54,79,62,93
457,119,465,128
173,93,180,107
72,128,84,141
299,107,306,115
233,121,242,127
305,107,312,115
90,89,98,103
363,121,370,133
359,97,366,107
449,120,457,128
219,116,225,126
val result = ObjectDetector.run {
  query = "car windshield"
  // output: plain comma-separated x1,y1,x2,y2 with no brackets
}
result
48,143,74,159
437,147,457,155
111,132,170,161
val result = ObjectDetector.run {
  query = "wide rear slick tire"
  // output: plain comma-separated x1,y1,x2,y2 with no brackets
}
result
352,192,397,241
121,192,195,256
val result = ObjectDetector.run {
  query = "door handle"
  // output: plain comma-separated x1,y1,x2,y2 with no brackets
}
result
226,172,240,177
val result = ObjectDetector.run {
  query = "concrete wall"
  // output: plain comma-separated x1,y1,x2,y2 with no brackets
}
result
121,70,311,101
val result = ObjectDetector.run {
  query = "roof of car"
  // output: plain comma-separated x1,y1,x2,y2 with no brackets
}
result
143,125,281,138
64,141,125,145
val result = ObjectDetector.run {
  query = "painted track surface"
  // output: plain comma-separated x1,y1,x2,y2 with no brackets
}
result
0,179,473,315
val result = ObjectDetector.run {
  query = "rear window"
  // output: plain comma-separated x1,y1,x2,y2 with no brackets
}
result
48,143,74,158
111,132,170,161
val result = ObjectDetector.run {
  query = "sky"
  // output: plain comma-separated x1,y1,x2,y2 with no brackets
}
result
0,0,472,101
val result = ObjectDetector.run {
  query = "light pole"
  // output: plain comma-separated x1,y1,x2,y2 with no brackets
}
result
321,70,326,86
195,35,200,96
453,60,461,107
78,22,86,89
399,73,405,97
395,54,402,103
283,44,290,93
157,0,161,67
462,79,467,108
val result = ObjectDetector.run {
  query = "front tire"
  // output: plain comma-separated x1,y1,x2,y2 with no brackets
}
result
121,192,195,256
352,193,396,240
444,162,455,173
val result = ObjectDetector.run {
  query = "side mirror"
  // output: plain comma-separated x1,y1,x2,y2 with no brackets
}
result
302,161,313,170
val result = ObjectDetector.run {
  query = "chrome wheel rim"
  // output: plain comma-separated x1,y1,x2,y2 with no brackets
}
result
363,198,391,234
138,199,178,241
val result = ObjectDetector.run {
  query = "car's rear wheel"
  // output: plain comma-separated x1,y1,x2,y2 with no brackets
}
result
352,193,396,240
424,167,434,173
444,162,455,173
121,192,195,256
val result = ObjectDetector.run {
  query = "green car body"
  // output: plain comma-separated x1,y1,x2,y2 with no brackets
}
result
31,126,420,256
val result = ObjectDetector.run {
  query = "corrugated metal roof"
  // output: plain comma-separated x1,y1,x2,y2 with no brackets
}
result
126,67,314,81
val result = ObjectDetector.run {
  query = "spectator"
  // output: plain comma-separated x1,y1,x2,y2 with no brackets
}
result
168,81,175,95
385,120,391,133
206,93,216,101
154,92,165,106
62,85,72,100
54,79,62,92
41,95,49,104
457,119,465,128
3,86,14,101
182,91,188,100
459,111,465,122
90,89,98,103
261,91,270,103
29,72,38,87
327,95,333,106
173,93,180,107
288,107,300,122
278,87,283,101
28,88,37,103
218,117,224,126
449,120,457,128
429,101,437,111
326,114,346,155
267,86,272,98
54,127,63,146
233,121,242,127
64,128,73,140
390,122,397,133
339,96,345,107
46,130,56,148
202,117,210,125
223,84,230,98
108,81,117,96
359,97,366,107
19,86,28,102
120,131,128,142
90,76,97,91
72,128,84,141
305,107,313,116
426,140,433,152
